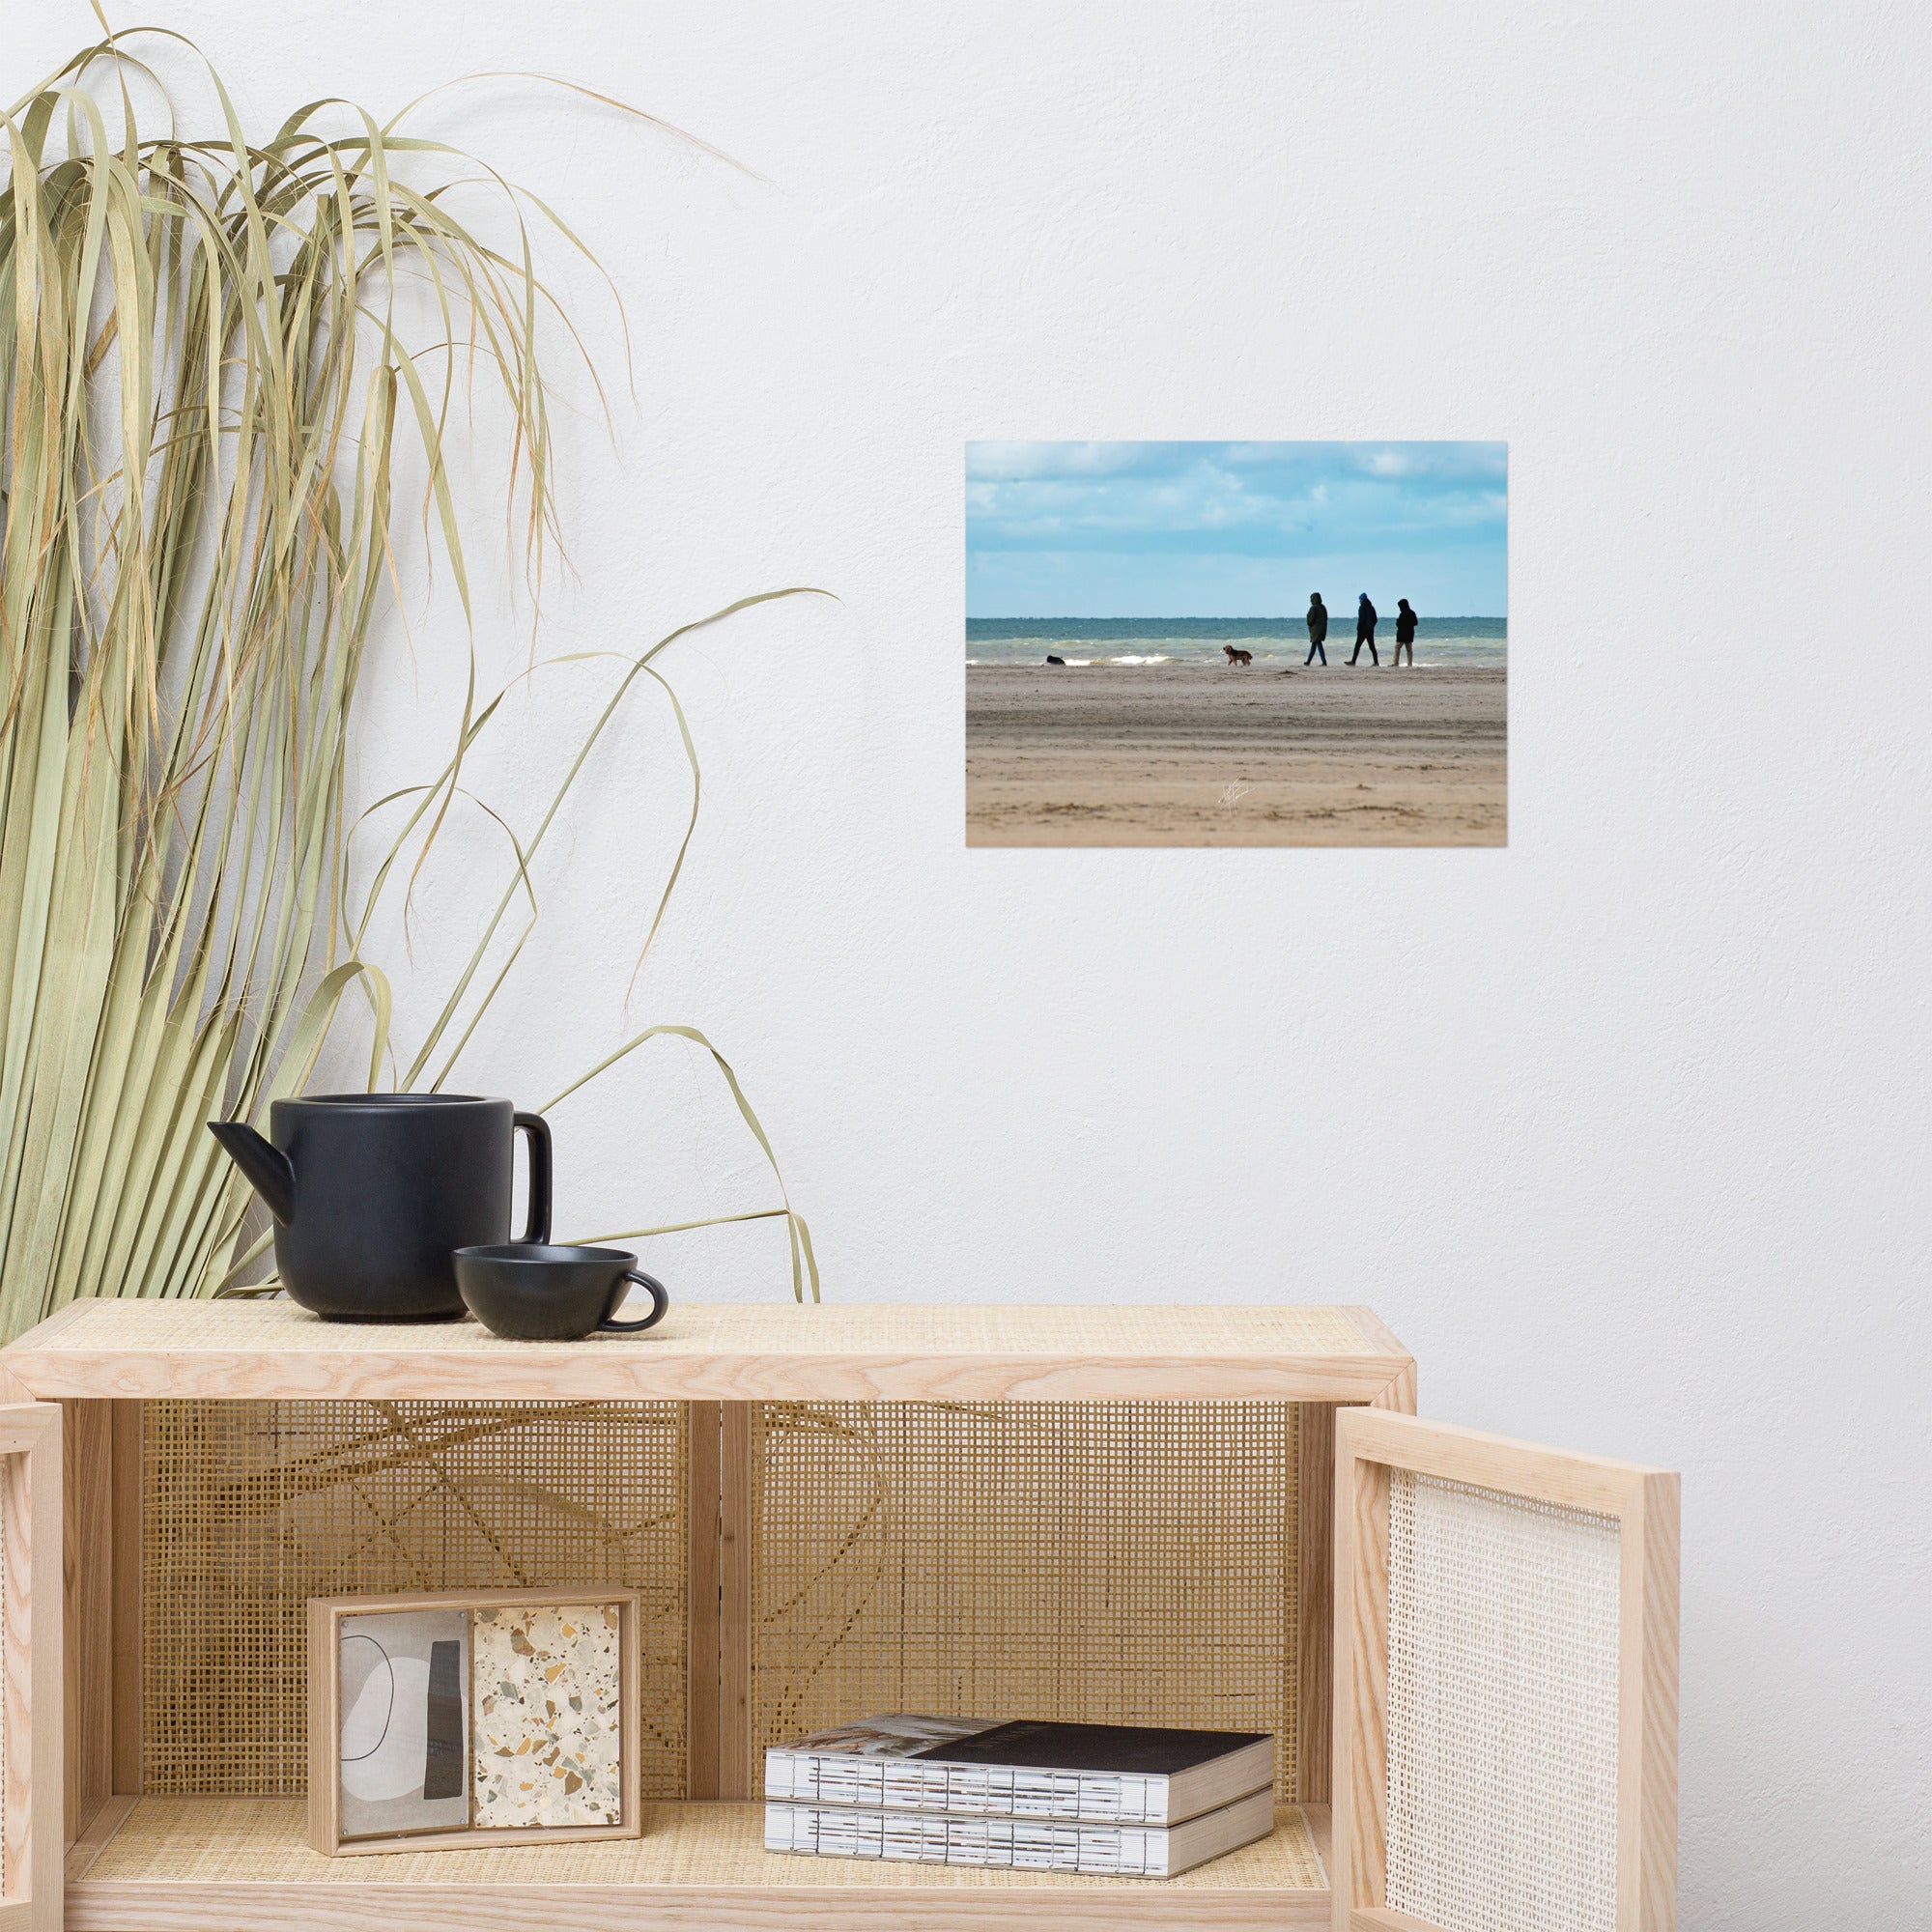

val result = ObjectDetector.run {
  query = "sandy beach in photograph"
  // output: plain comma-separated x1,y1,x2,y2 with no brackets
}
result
966,661,1506,847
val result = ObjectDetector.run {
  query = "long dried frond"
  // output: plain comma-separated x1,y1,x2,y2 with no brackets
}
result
0,29,815,1334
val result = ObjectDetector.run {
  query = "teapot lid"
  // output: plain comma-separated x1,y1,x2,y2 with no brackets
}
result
282,1092,507,1108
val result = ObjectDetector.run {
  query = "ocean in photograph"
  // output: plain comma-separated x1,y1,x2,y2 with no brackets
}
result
966,616,1507,668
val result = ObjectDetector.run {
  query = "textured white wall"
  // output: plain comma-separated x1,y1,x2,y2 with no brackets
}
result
16,2,1928,1920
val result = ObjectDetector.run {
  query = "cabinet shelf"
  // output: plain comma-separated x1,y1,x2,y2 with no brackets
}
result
1,1296,1413,1404
66,1796,1333,1930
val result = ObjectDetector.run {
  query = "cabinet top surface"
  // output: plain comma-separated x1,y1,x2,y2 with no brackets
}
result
1,1297,1409,1403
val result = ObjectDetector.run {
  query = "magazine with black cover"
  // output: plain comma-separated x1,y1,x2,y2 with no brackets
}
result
765,1785,1275,1878
764,1715,1275,1827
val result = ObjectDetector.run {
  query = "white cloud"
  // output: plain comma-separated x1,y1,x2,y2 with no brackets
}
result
966,443,1508,565
965,441,1159,480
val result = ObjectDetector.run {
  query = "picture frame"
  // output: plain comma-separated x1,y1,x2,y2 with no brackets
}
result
306,1585,643,1856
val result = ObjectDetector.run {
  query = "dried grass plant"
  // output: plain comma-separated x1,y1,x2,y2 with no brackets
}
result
0,23,817,1339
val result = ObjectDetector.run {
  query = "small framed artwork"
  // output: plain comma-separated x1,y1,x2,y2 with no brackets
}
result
306,1586,641,1855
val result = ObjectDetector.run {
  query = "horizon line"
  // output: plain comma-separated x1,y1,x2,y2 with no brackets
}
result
964,612,1509,622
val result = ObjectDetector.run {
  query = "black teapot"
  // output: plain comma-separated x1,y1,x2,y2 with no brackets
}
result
209,1094,551,1321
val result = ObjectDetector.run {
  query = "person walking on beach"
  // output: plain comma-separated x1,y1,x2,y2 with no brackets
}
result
1393,598,1418,667
1305,592,1328,666
1349,593,1378,666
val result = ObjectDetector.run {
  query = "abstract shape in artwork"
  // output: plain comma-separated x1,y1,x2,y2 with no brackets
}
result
423,1638,466,1800
337,1608,471,1837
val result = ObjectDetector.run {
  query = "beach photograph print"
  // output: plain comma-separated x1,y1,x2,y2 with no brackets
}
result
965,441,1506,846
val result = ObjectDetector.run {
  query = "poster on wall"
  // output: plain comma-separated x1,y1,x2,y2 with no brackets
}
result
965,441,1507,847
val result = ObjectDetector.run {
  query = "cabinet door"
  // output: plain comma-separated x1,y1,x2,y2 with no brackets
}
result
1333,1408,1677,1932
0,1405,60,1932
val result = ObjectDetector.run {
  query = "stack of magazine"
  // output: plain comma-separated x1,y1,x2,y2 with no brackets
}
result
764,1714,1276,1878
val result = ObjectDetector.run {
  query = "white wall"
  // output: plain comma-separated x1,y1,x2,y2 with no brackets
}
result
18,2,1928,1920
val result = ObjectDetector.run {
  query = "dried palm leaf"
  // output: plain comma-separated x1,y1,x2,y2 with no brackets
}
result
0,28,817,1338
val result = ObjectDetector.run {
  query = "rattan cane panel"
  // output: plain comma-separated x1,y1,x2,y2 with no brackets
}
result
142,1401,686,1797
1385,1470,1621,1932
752,1402,1300,1798
82,1796,1327,1889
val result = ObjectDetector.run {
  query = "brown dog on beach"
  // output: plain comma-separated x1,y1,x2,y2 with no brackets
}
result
1223,645,1253,667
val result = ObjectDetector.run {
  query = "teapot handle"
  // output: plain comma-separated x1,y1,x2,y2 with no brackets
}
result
513,1112,553,1244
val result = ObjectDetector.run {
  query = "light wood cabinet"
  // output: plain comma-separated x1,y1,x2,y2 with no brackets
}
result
0,1298,1675,1932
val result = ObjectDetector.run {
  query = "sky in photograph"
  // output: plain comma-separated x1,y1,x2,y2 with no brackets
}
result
965,441,1507,618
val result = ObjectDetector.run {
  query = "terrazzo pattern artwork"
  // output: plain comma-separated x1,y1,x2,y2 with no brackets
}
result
471,1603,625,1828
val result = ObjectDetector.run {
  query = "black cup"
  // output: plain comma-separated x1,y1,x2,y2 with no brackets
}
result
452,1243,670,1341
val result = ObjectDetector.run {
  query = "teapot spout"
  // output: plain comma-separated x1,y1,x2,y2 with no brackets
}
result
207,1120,296,1224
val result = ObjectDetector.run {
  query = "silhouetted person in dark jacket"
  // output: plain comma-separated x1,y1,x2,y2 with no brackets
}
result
1349,594,1378,666
1393,599,1418,667
1305,593,1328,666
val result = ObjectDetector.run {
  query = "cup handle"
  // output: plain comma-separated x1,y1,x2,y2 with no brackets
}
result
600,1270,669,1334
